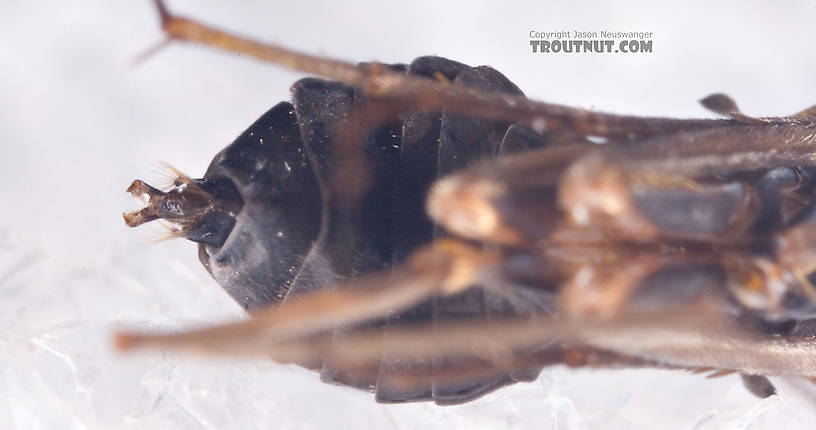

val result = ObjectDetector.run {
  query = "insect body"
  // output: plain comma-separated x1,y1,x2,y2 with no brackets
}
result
126,55,554,404
119,0,816,406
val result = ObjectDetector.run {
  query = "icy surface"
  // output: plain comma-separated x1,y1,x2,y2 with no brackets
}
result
3,0,816,428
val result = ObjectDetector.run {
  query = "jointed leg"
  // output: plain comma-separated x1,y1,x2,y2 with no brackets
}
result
148,0,735,141
116,239,500,354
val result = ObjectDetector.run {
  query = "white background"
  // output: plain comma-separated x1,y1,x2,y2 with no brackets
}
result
3,0,816,428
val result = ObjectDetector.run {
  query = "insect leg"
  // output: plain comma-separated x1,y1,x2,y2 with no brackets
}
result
555,121,816,244
118,301,816,382
427,118,816,246
116,239,500,357
149,0,740,141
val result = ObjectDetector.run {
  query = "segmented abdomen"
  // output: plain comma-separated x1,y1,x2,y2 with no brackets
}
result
195,56,551,405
